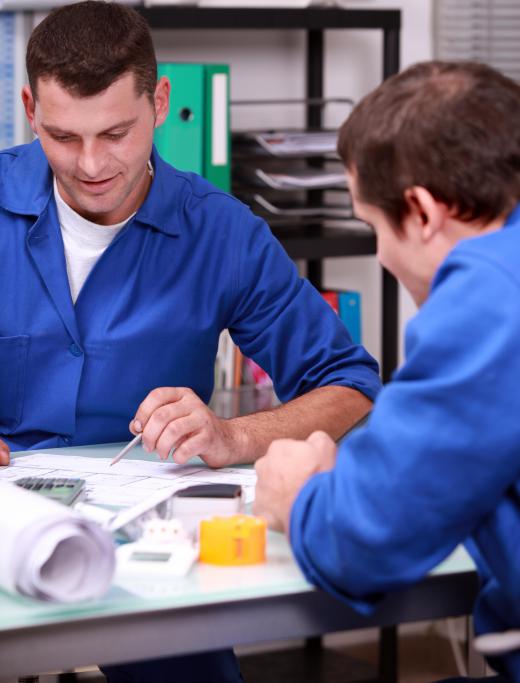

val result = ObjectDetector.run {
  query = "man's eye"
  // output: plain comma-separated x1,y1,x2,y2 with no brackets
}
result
105,131,128,140
52,135,74,143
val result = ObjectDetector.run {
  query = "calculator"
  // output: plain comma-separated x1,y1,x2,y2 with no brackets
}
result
15,477,86,506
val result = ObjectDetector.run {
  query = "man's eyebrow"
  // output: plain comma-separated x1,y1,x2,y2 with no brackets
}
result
41,118,138,136
99,118,138,134
41,123,76,136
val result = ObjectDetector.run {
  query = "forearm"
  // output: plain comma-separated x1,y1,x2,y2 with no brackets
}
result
226,385,372,464
0,438,10,466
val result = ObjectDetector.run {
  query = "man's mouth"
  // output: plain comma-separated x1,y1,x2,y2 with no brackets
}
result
77,175,118,192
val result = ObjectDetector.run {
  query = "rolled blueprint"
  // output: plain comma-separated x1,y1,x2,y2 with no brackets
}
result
0,481,115,602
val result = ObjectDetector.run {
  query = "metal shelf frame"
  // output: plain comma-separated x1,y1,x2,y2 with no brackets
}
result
273,225,376,260
139,7,399,35
139,5,401,382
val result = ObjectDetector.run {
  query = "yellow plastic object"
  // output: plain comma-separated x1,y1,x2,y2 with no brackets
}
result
199,515,266,565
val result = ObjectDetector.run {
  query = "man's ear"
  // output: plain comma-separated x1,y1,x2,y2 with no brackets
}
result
21,85,38,134
153,76,170,129
403,186,448,242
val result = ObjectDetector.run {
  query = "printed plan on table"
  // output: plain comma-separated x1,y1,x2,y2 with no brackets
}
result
0,454,257,507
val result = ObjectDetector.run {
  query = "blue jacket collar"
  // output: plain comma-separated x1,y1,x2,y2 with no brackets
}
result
0,140,53,217
135,146,181,236
504,202,520,229
0,139,181,236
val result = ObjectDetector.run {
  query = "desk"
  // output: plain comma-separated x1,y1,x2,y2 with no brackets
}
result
0,444,479,679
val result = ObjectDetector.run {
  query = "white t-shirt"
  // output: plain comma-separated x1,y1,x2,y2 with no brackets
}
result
53,178,134,304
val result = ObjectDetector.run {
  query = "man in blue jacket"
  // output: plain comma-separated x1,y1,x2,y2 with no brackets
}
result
0,1,380,681
255,60,520,682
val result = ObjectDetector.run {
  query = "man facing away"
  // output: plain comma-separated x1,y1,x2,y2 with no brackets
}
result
255,60,520,683
0,1,380,681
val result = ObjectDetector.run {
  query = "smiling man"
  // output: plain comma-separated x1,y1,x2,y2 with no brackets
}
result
0,0,379,467
254,61,520,682
31,75,157,224
0,1,380,681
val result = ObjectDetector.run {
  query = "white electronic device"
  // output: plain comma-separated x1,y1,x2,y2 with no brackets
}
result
116,519,198,578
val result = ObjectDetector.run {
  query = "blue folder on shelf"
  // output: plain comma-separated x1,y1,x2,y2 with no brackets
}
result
339,291,361,345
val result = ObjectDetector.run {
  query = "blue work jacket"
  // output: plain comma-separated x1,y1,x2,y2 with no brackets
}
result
0,141,380,452
291,205,520,681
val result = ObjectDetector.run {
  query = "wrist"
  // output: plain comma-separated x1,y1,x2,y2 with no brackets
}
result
222,417,251,465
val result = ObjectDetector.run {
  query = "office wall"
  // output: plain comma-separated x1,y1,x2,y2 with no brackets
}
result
153,0,433,367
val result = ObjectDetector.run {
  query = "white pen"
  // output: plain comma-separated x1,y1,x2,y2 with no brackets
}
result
110,433,143,466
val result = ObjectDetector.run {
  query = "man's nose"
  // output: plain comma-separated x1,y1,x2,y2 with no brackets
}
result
77,141,108,179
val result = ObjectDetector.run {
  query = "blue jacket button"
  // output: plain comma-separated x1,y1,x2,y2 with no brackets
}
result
69,343,83,357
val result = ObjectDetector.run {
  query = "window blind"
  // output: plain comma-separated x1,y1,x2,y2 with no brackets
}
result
0,12,16,150
434,0,520,81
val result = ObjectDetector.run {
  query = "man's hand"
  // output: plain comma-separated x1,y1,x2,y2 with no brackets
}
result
253,431,337,533
0,439,10,466
130,387,242,468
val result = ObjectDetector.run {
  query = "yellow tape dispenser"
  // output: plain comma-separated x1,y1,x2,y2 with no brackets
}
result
199,514,266,565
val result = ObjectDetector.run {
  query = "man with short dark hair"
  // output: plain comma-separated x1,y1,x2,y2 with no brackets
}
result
255,60,520,682
0,0,379,466
0,1,380,681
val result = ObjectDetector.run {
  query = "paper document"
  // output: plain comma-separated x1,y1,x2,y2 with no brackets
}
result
252,168,347,190
254,194,352,218
252,131,339,157
0,481,114,602
0,453,257,507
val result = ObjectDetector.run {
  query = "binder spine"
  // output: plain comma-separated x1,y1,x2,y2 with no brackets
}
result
204,65,231,192
339,291,361,345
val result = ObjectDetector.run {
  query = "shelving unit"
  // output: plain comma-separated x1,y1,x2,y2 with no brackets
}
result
139,7,401,381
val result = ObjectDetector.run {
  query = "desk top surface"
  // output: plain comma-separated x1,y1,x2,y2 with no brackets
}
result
0,443,475,634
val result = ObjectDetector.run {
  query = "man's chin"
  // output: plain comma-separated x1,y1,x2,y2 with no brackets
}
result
72,199,123,224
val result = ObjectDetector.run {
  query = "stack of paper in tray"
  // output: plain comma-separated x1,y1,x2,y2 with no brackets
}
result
0,481,115,602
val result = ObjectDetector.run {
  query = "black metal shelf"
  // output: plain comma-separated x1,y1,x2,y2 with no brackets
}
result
139,7,400,32
141,5,401,381
274,225,376,260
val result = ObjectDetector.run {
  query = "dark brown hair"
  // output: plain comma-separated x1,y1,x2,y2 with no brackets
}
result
26,1,157,103
338,61,520,230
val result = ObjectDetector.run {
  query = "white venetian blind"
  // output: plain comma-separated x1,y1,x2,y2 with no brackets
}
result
434,0,520,82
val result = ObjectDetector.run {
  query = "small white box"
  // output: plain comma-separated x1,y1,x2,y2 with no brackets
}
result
171,484,244,537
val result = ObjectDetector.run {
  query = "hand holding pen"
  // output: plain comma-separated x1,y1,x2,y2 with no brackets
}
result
110,432,143,466
110,386,239,469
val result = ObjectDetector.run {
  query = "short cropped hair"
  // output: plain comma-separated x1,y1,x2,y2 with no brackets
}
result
26,0,157,103
338,61,520,230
